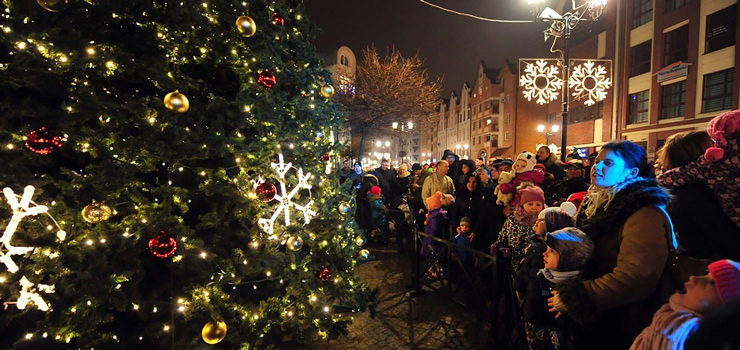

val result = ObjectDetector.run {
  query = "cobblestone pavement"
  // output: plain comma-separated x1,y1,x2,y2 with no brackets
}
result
301,246,497,350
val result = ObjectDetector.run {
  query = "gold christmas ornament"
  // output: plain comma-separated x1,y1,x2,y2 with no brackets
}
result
359,249,370,259
320,84,334,98
82,200,112,223
354,235,366,247
37,0,68,12
236,16,257,37
201,321,227,344
163,91,189,113
286,235,303,251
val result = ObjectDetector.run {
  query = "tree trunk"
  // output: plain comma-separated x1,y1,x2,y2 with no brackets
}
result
357,128,368,164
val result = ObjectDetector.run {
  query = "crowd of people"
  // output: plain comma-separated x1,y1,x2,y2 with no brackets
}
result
340,109,740,350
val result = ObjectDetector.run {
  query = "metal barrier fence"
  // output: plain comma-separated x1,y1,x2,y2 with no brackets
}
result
407,228,525,347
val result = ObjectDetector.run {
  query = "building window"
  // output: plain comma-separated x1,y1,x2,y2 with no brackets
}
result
340,55,349,66
505,113,510,124
660,81,686,119
504,131,510,141
486,135,491,142
665,0,689,13
633,0,653,28
702,69,734,113
664,25,689,66
478,136,482,144
631,41,652,77
628,90,650,124
706,5,737,54
568,101,603,124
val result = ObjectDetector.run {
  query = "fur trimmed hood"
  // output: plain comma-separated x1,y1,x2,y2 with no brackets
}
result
575,178,671,241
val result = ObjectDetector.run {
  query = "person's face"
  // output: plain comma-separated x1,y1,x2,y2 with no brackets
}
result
354,164,362,174
566,167,583,179
498,164,512,173
461,164,471,174
537,147,550,161
445,155,456,164
514,160,528,172
592,150,638,188
479,170,490,182
459,223,470,233
414,169,422,176
533,217,546,235
381,160,389,170
475,159,483,167
466,176,479,191
523,201,544,214
437,162,449,175
670,273,722,314
489,168,499,180
543,246,560,270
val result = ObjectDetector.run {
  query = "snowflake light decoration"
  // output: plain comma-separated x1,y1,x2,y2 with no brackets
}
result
520,59,563,105
17,276,55,311
256,154,316,235
569,60,612,106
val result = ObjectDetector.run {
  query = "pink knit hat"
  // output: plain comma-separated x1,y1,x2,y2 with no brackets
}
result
519,186,545,206
708,259,740,304
704,109,740,162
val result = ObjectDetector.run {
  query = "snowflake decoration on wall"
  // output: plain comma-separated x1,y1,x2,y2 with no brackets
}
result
256,154,316,235
569,60,612,106
520,59,563,105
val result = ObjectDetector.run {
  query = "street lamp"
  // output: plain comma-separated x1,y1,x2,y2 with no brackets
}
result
392,121,414,164
537,124,560,146
527,0,607,161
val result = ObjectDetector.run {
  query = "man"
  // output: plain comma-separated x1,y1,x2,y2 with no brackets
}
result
443,149,463,190
373,158,396,200
545,161,589,206
536,146,567,181
421,160,455,208
347,161,364,189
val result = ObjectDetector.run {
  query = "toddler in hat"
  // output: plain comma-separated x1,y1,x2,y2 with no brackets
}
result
495,152,545,206
630,259,740,350
492,185,547,273
453,216,475,268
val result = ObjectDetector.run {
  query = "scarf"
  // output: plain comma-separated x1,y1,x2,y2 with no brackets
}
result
580,176,645,222
513,204,539,226
538,268,583,284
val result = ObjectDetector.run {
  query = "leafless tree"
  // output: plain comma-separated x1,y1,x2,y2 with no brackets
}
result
334,46,442,162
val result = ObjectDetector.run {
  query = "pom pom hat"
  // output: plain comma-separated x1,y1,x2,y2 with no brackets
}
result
367,186,384,202
426,191,443,210
708,259,740,304
538,202,577,233
704,109,740,162
516,152,537,173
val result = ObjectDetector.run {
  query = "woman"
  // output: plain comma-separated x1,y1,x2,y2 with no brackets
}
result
656,131,740,260
549,140,672,350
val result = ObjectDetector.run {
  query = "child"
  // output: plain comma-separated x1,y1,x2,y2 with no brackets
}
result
630,259,740,350
453,216,474,268
530,228,595,350
421,191,454,278
367,185,389,245
514,202,578,350
495,152,545,206
492,185,546,273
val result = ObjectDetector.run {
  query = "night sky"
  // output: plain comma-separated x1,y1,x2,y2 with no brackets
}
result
305,0,553,97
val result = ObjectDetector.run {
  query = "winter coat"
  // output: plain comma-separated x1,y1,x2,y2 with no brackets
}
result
628,300,701,350
453,232,474,266
368,196,387,228
540,154,567,181
513,235,548,324
662,182,740,261
546,177,590,207
498,169,545,206
421,207,449,258
473,189,507,250
555,178,672,350
494,211,538,273
421,172,455,208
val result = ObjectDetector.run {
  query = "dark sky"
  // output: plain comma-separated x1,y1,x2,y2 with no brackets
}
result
305,0,552,97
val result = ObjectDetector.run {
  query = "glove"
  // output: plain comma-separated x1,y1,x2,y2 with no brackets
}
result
499,247,511,259
550,290,568,313
489,244,498,255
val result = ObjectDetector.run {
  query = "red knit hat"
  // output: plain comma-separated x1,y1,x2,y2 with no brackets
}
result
519,186,545,206
708,259,740,304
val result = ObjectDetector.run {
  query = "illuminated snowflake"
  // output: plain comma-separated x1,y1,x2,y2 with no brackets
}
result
569,60,612,106
520,59,563,105
255,154,316,236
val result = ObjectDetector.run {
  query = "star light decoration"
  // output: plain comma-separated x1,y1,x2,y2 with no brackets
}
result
569,60,612,106
255,154,316,236
520,59,563,105
0,186,62,312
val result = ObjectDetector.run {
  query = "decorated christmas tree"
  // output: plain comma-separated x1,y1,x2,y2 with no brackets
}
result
0,0,375,348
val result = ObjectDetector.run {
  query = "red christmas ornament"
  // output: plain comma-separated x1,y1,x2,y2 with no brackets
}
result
149,231,177,259
256,182,277,202
258,69,277,89
272,12,285,26
317,266,331,281
25,127,63,155
320,153,331,162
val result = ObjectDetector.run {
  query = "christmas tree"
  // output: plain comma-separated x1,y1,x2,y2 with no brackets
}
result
0,0,376,348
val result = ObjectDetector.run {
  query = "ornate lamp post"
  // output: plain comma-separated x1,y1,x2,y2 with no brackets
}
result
524,0,609,161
